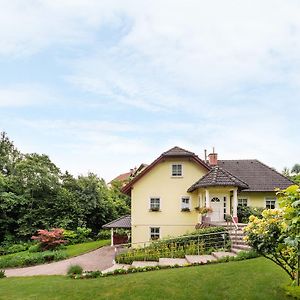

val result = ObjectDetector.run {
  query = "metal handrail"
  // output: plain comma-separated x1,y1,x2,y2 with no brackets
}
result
114,230,229,250
231,215,238,230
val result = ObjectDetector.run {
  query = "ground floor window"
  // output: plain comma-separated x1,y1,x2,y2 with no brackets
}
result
181,196,190,211
265,198,276,209
238,198,248,207
150,227,160,240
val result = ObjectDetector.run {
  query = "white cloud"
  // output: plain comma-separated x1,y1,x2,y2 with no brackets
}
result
1,1,299,179
0,84,56,107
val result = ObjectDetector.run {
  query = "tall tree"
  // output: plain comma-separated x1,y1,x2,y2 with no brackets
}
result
0,132,20,176
292,164,300,174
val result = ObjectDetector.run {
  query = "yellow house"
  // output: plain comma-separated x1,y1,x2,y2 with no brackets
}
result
121,146,293,246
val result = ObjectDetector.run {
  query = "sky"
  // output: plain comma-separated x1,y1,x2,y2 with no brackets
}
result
0,0,300,182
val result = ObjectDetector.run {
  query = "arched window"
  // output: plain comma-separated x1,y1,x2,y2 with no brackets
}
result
211,197,220,202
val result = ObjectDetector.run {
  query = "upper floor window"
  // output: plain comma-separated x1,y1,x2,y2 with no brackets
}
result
266,198,276,209
181,196,190,211
172,164,182,177
150,197,160,211
238,199,248,207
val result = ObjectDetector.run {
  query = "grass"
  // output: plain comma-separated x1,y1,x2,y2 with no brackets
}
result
0,258,291,300
0,240,110,268
63,240,110,257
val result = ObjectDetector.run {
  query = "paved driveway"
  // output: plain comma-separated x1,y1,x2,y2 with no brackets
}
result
4,246,115,277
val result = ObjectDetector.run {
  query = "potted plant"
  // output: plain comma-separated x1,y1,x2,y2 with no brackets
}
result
150,207,160,212
195,206,213,223
181,207,190,212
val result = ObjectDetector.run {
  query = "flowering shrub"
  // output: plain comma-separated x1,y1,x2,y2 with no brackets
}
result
31,228,67,250
195,206,213,215
244,208,297,281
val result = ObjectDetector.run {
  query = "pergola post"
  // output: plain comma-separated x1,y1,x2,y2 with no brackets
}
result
111,228,114,246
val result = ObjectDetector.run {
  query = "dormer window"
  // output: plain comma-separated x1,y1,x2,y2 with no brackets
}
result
172,164,182,177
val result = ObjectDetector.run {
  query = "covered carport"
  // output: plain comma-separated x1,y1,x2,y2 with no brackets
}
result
102,215,131,246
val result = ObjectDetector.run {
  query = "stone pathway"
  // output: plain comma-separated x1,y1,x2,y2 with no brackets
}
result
5,246,115,277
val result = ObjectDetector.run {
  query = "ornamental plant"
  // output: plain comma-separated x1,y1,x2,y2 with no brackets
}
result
195,206,213,215
244,185,300,284
31,228,67,251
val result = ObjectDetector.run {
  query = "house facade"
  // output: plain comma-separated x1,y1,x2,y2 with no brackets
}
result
122,146,293,246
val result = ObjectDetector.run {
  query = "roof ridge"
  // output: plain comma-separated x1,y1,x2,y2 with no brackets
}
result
162,146,196,155
218,159,258,162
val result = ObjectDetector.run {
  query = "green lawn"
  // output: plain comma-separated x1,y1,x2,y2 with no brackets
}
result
63,240,110,257
0,258,291,300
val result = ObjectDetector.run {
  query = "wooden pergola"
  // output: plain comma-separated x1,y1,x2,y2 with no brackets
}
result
102,215,131,246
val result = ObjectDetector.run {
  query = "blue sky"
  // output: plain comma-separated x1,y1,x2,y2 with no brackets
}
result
0,1,299,181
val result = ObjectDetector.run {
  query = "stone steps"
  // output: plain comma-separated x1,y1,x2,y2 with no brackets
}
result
185,255,216,264
131,261,158,267
231,244,251,251
159,258,188,266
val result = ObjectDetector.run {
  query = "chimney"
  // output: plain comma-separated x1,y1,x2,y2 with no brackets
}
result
204,149,207,163
208,147,218,166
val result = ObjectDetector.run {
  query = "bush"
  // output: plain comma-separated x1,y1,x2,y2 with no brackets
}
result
237,206,264,223
31,228,67,250
63,230,78,245
0,250,68,268
84,270,101,278
97,230,111,240
63,227,92,244
284,285,300,299
235,250,259,260
0,242,32,256
28,244,42,253
67,265,83,276
0,270,5,278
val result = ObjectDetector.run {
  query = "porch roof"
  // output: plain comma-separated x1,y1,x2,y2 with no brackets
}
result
187,166,249,192
102,215,131,229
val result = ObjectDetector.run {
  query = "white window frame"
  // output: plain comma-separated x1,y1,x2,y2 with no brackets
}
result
265,197,276,209
149,197,161,211
171,163,183,177
181,196,191,211
150,227,160,240
238,198,248,207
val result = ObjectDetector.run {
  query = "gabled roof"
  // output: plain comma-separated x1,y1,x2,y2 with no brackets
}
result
122,146,211,195
162,146,196,157
110,172,132,183
188,166,249,192
102,215,131,228
218,160,294,192
109,163,148,184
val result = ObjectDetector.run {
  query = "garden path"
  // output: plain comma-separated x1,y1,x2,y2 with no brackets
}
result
4,246,115,277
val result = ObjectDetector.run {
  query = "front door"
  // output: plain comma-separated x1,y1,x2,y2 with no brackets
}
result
210,197,223,221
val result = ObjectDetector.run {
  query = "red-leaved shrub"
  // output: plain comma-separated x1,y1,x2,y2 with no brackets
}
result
31,228,67,250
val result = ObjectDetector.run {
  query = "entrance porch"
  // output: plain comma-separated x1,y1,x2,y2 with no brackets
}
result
187,165,249,223
198,187,238,223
